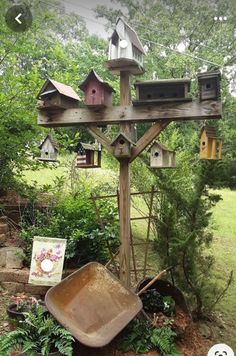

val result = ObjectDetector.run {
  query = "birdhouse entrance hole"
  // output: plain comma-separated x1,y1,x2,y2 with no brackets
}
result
92,89,96,94
119,139,125,145
154,152,159,157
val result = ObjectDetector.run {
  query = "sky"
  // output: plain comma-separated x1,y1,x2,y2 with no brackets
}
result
60,0,120,38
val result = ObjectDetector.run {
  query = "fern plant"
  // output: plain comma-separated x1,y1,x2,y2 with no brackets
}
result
0,305,74,355
151,327,181,356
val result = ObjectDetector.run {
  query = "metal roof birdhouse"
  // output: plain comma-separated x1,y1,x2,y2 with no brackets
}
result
79,69,115,108
111,132,135,158
150,143,176,168
106,18,145,75
133,79,192,106
38,134,59,162
76,142,102,168
197,71,221,101
37,79,80,111
199,126,222,160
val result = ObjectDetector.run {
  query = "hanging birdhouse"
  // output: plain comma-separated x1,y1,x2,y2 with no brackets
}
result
38,134,59,162
79,69,115,108
150,143,176,168
76,142,102,168
197,71,221,101
133,79,191,106
106,17,145,75
37,79,80,111
199,127,222,160
111,132,135,158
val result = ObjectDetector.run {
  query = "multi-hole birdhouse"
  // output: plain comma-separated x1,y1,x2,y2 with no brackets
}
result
150,143,176,168
37,79,80,111
111,133,135,158
79,69,115,108
106,17,145,75
133,79,192,106
197,71,221,101
76,142,102,168
38,134,59,162
199,126,222,160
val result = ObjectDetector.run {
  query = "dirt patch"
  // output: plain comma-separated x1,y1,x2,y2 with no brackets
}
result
0,289,10,335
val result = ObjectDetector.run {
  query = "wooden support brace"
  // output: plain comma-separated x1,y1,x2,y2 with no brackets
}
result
87,125,113,155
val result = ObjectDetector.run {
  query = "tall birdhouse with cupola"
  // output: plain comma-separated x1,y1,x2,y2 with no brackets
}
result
200,126,222,160
106,18,145,75
150,143,176,168
76,142,102,168
197,71,221,101
133,79,192,106
37,79,80,111
38,134,59,162
111,133,135,158
79,69,115,108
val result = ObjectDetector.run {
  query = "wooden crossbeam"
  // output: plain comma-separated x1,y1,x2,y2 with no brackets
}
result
38,100,222,127
87,125,113,154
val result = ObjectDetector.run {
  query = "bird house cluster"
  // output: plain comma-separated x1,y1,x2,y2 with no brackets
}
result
37,79,80,111
199,126,222,160
197,71,221,101
76,142,102,168
38,134,59,162
79,70,115,108
133,79,191,106
150,143,176,168
106,17,145,75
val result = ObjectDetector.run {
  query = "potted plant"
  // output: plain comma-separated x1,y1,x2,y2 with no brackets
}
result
7,294,46,330
0,305,74,355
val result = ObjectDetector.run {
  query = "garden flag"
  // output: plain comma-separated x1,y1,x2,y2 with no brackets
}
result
29,236,67,286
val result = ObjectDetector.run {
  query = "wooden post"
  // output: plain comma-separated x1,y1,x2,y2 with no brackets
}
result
119,71,132,286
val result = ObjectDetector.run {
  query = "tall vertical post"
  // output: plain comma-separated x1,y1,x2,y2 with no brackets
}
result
119,71,131,287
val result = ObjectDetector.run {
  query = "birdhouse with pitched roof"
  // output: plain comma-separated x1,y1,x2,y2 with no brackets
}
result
197,71,221,101
79,69,115,108
38,135,59,162
150,143,176,168
37,79,80,111
106,18,145,75
76,142,102,168
133,79,192,106
111,132,135,158
200,127,222,160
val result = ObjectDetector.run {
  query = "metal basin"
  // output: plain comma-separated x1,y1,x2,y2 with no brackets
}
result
45,262,142,348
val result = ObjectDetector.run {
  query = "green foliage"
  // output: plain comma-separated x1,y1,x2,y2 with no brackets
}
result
140,289,164,313
151,327,181,356
163,296,176,317
0,305,74,356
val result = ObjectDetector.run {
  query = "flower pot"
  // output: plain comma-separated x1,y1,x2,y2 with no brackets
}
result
7,301,47,330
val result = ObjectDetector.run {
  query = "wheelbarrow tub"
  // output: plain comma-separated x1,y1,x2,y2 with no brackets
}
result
45,262,142,348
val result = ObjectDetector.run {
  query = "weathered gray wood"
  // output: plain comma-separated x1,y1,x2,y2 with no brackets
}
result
130,120,171,162
38,100,222,127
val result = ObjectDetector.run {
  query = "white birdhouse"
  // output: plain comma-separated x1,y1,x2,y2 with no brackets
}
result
38,134,59,162
106,18,145,75
150,143,176,168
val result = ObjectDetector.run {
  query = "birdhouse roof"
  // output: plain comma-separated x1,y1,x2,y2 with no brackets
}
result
79,69,115,93
37,79,81,101
38,134,59,151
79,142,101,151
111,132,136,146
151,142,174,153
134,78,191,88
197,70,221,81
113,17,145,55
200,126,217,138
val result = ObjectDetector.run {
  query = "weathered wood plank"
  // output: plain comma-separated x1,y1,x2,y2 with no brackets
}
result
130,120,171,162
38,100,222,127
87,126,114,155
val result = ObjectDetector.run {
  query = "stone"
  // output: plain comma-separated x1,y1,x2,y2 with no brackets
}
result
0,247,24,268
0,223,8,235
1,282,24,294
0,268,30,283
25,284,50,296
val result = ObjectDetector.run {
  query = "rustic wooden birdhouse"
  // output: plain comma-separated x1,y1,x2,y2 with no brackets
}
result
199,127,222,160
150,143,176,168
111,133,135,158
38,134,59,162
197,71,221,101
37,79,80,111
106,17,145,75
76,142,102,168
133,79,191,106
79,69,115,108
